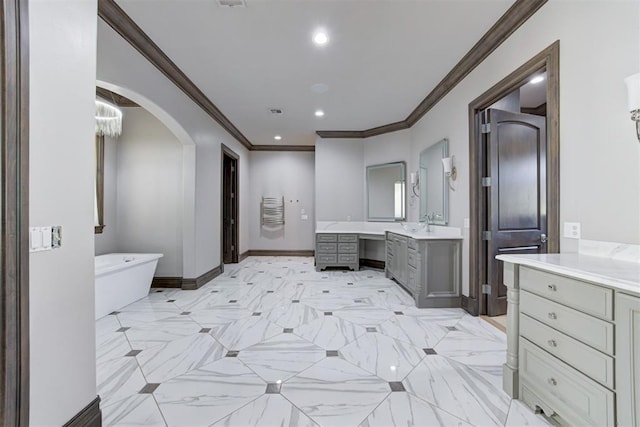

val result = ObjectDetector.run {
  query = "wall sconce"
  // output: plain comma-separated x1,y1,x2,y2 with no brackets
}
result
442,156,457,191
410,171,420,197
442,156,457,180
625,73,640,143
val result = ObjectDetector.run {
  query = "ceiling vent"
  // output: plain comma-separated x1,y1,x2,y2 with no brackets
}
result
269,108,284,116
217,0,246,7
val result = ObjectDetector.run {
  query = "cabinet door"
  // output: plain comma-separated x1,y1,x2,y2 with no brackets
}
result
398,237,408,285
616,292,640,427
386,235,396,278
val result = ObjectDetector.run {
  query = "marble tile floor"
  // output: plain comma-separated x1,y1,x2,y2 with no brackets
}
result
97,256,553,427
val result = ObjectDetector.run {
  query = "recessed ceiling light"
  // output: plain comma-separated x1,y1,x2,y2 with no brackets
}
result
313,31,329,46
314,110,325,117
530,75,545,84
311,83,329,94
274,135,282,141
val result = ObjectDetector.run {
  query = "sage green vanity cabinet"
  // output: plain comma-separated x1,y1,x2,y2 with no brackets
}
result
500,258,640,427
616,292,640,427
385,232,461,308
315,233,359,271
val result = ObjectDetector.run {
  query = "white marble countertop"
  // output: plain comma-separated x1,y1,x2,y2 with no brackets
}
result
315,221,463,240
496,253,640,296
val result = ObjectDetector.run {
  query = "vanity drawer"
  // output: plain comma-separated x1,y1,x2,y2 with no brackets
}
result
407,238,418,250
338,234,358,242
520,338,615,427
407,248,417,268
520,314,614,388
520,267,613,320
316,243,338,254
338,243,358,254
316,254,337,264
520,291,614,355
317,234,337,243
338,254,357,264
388,233,407,244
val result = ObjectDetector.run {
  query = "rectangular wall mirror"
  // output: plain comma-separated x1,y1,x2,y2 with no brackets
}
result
419,138,449,224
367,161,406,221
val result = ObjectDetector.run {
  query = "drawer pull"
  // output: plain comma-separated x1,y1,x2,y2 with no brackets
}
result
547,339,557,347
547,284,557,291
548,312,557,320
547,378,557,386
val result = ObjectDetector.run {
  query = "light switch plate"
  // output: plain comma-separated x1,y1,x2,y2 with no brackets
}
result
563,222,581,239
301,215,308,220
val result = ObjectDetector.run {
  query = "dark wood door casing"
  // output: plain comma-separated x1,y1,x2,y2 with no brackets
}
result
486,108,547,315
220,144,239,266
467,41,559,316
1,0,30,424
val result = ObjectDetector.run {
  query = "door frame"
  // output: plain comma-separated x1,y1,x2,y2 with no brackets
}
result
220,144,239,267
1,0,30,424
465,41,560,316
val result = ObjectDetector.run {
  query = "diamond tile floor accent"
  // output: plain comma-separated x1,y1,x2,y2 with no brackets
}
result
96,256,551,426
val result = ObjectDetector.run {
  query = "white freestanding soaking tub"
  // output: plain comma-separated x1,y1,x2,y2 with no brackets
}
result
95,253,163,319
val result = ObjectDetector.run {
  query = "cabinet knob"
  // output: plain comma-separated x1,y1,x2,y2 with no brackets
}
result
547,284,557,291
548,378,557,386
547,339,557,347
548,312,557,320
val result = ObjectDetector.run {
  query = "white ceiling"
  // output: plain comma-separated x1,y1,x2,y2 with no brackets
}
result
115,0,514,146
520,71,547,108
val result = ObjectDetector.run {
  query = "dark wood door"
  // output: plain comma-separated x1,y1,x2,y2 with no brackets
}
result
485,108,547,315
222,153,238,264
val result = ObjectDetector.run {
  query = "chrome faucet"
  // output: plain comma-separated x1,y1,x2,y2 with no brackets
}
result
426,212,442,232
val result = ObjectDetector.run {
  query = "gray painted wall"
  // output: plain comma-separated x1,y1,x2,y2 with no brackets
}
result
113,108,183,277
29,0,98,424
315,139,365,221
249,151,315,251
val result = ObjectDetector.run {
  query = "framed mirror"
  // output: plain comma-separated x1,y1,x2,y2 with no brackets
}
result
419,139,448,224
367,161,406,221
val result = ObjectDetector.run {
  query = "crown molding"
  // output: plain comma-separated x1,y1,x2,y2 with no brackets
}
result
317,0,548,138
96,86,138,107
251,145,315,152
314,130,365,139
99,0,547,146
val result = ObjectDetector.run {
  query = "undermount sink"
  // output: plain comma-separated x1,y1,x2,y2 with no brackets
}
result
400,222,428,233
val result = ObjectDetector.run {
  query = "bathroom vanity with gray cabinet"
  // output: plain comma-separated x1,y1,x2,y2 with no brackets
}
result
386,231,461,308
315,222,463,308
315,233,359,271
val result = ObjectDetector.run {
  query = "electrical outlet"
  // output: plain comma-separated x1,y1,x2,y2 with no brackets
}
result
563,222,581,239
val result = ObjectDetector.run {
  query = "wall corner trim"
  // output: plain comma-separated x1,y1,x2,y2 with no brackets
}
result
245,250,315,257
182,265,223,290
62,396,101,427
151,277,183,288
